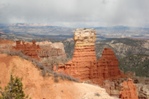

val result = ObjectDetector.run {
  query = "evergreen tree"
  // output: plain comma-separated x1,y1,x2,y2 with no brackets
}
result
0,75,30,99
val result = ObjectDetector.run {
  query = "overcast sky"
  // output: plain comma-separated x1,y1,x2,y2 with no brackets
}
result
0,0,149,27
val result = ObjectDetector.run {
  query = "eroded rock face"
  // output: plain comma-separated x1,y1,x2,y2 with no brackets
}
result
54,29,97,81
14,40,40,59
119,79,138,99
14,40,66,60
97,48,122,80
54,28,123,85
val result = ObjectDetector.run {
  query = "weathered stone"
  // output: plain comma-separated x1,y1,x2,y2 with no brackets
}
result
119,78,138,99
14,41,66,60
14,40,40,59
97,48,122,80
54,28,124,85
54,28,97,81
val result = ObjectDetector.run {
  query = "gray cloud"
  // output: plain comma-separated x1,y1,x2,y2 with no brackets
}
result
0,0,149,27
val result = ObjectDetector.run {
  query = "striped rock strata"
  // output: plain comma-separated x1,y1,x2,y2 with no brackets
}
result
54,28,123,85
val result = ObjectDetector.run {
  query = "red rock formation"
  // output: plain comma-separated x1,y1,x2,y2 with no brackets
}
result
54,28,124,85
119,78,138,99
55,28,97,81
14,40,66,61
89,48,123,85
97,48,121,80
14,40,40,59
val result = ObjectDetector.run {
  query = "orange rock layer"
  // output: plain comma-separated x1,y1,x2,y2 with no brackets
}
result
14,40,40,59
54,28,124,85
119,79,138,99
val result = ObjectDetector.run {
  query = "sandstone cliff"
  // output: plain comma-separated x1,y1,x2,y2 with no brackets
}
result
0,54,116,99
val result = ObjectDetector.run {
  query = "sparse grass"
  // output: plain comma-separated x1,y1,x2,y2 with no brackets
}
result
52,72,78,82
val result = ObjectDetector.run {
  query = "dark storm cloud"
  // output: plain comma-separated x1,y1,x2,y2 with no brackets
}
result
0,0,149,27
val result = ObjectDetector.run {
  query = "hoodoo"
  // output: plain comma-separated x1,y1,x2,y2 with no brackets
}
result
54,28,97,80
97,48,121,80
54,28,123,85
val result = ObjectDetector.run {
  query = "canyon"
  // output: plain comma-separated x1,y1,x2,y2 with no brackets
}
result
1,28,149,99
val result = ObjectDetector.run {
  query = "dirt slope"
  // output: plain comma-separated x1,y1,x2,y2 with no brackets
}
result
0,54,116,99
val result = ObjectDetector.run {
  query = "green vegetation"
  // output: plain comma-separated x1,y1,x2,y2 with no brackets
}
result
0,75,30,99
104,38,144,46
119,54,149,77
62,40,74,59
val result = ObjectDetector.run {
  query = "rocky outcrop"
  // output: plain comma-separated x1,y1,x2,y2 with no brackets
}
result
54,28,97,80
119,79,138,99
54,28,123,85
13,40,66,60
14,40,40,59
97,48,122,80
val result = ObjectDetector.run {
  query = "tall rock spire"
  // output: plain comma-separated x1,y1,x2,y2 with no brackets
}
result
54,28,124,85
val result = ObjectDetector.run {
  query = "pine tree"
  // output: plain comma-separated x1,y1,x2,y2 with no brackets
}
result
0,75,30,99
